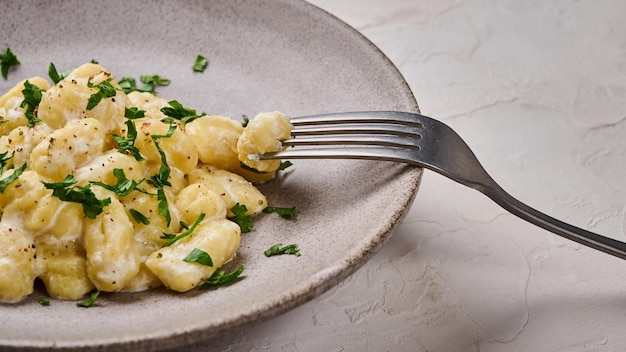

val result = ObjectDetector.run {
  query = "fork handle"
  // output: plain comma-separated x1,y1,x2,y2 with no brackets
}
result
484,182,626,260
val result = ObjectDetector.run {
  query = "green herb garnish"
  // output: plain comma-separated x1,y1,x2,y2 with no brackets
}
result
161,212,205,247
229,203,253,233
76,290,100,308
118,75,170,94
0,163,26,193
278,160,293,171
90,168,145,197
20,80,44,127
129,208,150,225
264,243,301,257
112,119,144,161
48,63,75,84
124,106,146,120
192,55,208,72
42,175,111,219
160,100,201,123
241,114,250,127
199,266,244,289
86,78,117,110
0,151,12,174
157,188,171,227
183,248,213,266
148,142,172,188
38,299,50,306
0,48,19,80
262,206,296,219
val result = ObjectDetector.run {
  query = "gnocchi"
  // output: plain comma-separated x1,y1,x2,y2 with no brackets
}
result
0,63,292,303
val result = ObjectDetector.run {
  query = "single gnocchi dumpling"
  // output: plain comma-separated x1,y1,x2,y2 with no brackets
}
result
38,63,128,134
131,118,199,175
237,111,292,172
186,165,267,217
29,118,106,181
186,115,244,171
0,77,50,137
0,224,36,303
145,219,241,292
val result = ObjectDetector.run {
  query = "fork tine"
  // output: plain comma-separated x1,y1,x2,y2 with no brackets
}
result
290,111,424,127
282,134,421,149
261,145,420,165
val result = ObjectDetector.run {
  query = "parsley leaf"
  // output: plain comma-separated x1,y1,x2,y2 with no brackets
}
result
43,175,111,219
48,62,75,84
161,212,205,247
160,100,201,123
0,151,13,174
0,163,26,193
124,106,146,119
20,80,44,127
157,188,171,227
262,206,296,219
0,48,19,80
76,290,100,308
117,77,138,94
241,114,250,127
264,243,301,257
90,168,145,197
192,55,208,72
148,142,172,188
38,299,50,306
229,203,253,233
112,119,144,161
199,265,244,289
183,248,213,266
278,161,293,171
86,78,117,110
118,75,170,94
129,208,150,225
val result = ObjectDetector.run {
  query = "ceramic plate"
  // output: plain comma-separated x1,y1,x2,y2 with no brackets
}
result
0,0,421,350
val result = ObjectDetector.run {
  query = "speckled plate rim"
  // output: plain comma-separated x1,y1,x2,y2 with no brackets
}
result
0,1,422,350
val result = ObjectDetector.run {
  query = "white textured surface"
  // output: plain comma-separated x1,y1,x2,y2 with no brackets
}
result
182,1,626,351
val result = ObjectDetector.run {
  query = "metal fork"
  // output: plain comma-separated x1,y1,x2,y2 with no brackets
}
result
260,111,626,260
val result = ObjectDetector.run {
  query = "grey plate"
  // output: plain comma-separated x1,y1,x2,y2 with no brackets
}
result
0,0,421,350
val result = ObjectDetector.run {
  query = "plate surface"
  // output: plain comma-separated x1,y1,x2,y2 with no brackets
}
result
0,0,421,350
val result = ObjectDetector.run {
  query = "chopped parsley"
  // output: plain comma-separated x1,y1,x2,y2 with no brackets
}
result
48,62,74,84
161,212,205,247
229,203,253,233
0,47,19,80
241,114,250,127
86,78,117,110
148,142,172,188
278,161,293,171
156,188,171,227
124,106,146,119
160,100,202,123
183,248,213,267
38,299,50,306
118,75,170,95
192,55,208,72
90,168,146,197
199,265,244,289
112,119,144,161
0,151,12,174
263,206,296,219
20,80,44,127
76,290,100,308
42,175,111,219
0,163,26,193
129,208,150,225
264,243,301,257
